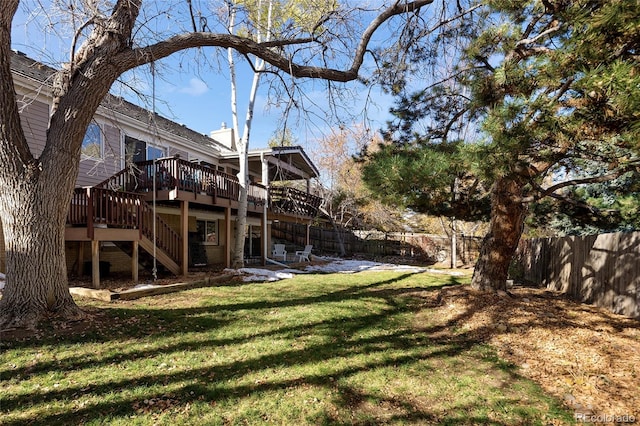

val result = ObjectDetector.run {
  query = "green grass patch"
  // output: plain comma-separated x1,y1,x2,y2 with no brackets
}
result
0,270,574,425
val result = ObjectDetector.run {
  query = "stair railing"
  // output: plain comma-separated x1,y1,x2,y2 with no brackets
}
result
67,187,182,266
139,200,182,264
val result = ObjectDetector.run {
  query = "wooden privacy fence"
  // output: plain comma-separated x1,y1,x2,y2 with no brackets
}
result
517,232,640,318
271,221,481,264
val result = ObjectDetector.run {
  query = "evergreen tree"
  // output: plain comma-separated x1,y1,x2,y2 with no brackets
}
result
362,0,640,290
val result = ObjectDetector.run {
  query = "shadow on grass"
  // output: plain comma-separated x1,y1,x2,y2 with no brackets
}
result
1,330,495,425
1,272,424,348
0,273,442,378
0,271,573,425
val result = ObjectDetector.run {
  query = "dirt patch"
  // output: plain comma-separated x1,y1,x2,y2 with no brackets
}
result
66,259,325,292
411,285,639,424
68,270,220,292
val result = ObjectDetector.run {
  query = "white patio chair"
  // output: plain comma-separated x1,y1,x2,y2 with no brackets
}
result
272,244,287,261
295,245,313,262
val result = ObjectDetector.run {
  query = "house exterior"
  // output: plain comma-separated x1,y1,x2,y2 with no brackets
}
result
1,51,322,287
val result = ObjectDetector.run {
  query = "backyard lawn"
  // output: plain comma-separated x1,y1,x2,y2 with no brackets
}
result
1,268,638,425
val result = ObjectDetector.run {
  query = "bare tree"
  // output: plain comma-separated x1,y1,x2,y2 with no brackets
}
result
0,0,442,329
226,0,336,268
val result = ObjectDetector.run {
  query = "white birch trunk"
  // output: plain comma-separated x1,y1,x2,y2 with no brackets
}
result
229,0,273,268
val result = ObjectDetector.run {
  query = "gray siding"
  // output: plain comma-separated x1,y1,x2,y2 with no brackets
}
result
18,97,48,158
168,145,189,159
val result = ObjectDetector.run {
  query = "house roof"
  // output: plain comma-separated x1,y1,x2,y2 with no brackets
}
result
266,146,320,178
11,51,321,181
10,50,55,83
219,145,320,181
99,96,223,153
10,50,225,152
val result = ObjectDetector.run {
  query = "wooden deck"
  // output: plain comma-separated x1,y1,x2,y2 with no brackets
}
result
95,157,268,212
65,158,323,287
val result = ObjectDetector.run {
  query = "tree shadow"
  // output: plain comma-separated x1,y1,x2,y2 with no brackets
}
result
404,282,640,420
1,271,575,425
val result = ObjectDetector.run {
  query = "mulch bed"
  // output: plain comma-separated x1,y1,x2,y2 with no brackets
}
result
411,285,639,424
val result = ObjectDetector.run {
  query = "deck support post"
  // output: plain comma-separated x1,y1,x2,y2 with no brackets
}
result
76,242,84,277
181,200,189,276
91,240,100,289
132,240,139,283
225,206,231,268
261,209,268,266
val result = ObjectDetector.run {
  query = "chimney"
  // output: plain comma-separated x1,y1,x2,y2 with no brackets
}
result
209,122,235,150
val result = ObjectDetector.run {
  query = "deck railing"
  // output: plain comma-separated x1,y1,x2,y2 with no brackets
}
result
68,187,141,230
269,187,322,218
139,201,182,263
95,157,270,204
248,183,267,207
94,158,318,217
67,187,182,264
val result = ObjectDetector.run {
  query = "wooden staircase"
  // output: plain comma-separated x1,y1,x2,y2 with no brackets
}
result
67,186,182,276
138,200,182,275
139,237,180,275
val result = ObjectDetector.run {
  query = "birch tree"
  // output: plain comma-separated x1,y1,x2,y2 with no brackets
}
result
226,0,338,268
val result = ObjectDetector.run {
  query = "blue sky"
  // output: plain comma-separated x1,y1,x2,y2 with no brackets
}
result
10,2,396,151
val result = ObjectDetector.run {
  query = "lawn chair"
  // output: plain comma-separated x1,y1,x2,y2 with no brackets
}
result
295,245,313,262
272,244,287,261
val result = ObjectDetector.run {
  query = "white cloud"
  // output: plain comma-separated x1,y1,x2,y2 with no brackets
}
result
178,78,208,96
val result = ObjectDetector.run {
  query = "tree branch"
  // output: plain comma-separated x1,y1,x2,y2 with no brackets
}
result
515,23,561,48
442,107,470,142
115,0,437,82
0,0,34,173
521,168,635,203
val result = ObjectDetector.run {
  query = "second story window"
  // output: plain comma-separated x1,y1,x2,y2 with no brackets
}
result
81,123,102,160
125,136,168,167
147,145,165,160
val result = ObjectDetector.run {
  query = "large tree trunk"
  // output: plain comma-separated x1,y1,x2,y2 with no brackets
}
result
471,177,526,291
0,173,84,329
0,1,139,329
0,0,82,328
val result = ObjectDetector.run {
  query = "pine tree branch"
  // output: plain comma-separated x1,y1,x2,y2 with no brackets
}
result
521,168,635,203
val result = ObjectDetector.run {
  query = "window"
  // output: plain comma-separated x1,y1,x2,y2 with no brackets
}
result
196,220,218,245
124,136,166,164
147,145,165,160
81,123,102,160
125,136,146,163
